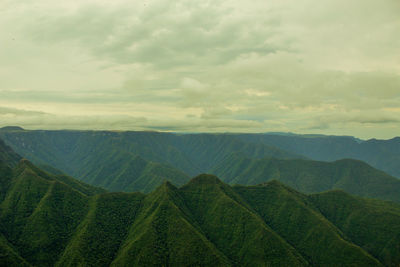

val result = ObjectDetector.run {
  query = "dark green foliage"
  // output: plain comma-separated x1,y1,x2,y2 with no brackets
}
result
310,191,400,266
1,140,400,266
57,192,145,267
112,182,232,266
0,160,98,266
213,153,400,203
1,167,400,265
180,175,308,266
234,182,380,266
0,234,30,267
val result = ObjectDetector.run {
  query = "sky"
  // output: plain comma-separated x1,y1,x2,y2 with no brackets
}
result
0,0,399,139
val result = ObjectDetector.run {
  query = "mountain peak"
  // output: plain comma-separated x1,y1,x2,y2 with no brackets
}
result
186,174,224,186
153,180,178,195
17,158,34,168
262,179,285,187
0,126,24,131
162,180,177,190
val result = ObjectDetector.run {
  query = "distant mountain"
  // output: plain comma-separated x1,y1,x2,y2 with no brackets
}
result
75,149,190,193
0,126,25,132
0,139,21,168
0,130,301,192
212,153,400,203
236,133,400,178
1,160,399,265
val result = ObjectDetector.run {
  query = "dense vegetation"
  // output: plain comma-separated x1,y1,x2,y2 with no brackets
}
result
1,141,399,266
212,152,400,203
236,133,400,178
0,128,300,192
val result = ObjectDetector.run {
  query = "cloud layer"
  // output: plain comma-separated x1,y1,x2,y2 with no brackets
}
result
1,0,399,139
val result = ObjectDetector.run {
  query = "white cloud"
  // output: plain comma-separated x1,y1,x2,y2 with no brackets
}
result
0,0,399,139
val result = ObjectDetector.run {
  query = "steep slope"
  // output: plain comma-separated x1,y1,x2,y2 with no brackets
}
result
1,167,400,265
56,192,145,267
1,142,399,266
237,133,400,178
0,138,21,168
0,234,30,267
234,181,380,266
171,133,301,173
213,153,400,203
75,149,190,193
179,175,308,266
112,181,231,266
0,130,301,193
310,191,400,266
0,159,103,266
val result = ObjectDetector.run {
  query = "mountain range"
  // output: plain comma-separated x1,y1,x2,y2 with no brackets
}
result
1,128,399,204
236,133,400,178
1,139,399,266
212,152,400,203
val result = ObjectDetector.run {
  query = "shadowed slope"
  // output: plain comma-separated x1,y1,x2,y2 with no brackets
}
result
56,192,145,267
0,160,93,266
310,190,400,266
0,130,301,193
112,181,231,266
213,153,400,203
0,234,30,267
234,181,381,266
0,139,21,168
179,174,308,266
236,133,400,178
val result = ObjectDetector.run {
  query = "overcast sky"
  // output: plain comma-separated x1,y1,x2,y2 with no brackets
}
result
0,0,399,139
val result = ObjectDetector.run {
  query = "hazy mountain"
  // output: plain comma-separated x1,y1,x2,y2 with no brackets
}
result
236,133,400,178
0,138,21,168
0,129,300,192
212,152,400,203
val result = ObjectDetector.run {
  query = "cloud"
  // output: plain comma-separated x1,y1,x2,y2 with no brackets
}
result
0,0,399,139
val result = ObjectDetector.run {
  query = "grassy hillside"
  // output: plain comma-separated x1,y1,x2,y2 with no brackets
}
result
212,153,400,203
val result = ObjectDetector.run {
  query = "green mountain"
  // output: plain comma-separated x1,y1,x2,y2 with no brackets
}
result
0,139,21,168
0,144,105,265
212,153,400,203
0,129,300,193
70,149,190,193
309,190,400,266
1,130,399,205
236,133,400,178
1,132,400,265
233,182,382,265
3,164,400,265
0,143,398,266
